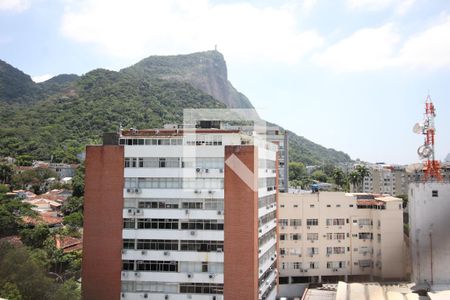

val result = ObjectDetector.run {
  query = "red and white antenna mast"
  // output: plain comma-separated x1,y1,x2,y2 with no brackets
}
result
413,95,442,181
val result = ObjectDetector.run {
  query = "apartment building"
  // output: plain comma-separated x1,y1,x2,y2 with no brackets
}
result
354,163,450,196
82,125,278,300
278,192,405,285
224,124,289,193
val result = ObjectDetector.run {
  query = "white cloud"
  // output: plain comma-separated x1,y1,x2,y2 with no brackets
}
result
314,16,450,72
0,0,30,12
346,0,415,14
314,24,400,72
32,74,53,83
398,16,450,69
60,0,324,64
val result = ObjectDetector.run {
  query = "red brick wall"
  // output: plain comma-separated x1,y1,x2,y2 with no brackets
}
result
82,146,124,300
224,145,259,300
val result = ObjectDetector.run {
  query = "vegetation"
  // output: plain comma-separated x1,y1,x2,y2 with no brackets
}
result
0,53,352,167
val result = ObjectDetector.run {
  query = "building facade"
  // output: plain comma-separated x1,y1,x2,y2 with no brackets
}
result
278,192,405,285
82,126,278,300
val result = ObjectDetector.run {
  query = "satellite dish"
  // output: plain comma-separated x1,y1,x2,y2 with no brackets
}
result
405,163,423,173
417,145,433,159
413,123,424,134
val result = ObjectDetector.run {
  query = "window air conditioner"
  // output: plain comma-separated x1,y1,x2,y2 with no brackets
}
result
208,190,214,194
127,209,133,214
190,231,196,236
126,188,132,193
134,188,140,193
134,272,140,277
144,294,148,299
121,292,125,298
216,248,223,252
141,250,147,255
187,273,193,278
217,210,222,215
209,273,215,279
185,209,189,214
196,168,201,173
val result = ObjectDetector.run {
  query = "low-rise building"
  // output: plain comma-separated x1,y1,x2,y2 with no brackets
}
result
278,192,405,285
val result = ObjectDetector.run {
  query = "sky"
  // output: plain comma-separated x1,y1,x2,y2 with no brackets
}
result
1,0,449,164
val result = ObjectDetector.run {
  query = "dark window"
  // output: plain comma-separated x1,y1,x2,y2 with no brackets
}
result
432,190,438,197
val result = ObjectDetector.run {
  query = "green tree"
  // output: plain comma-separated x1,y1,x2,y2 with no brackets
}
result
19,224,51,249
311,170,328,183
0,199,35,238
63,212,83,228
0,184,9,194
48,279,80,300
332,168,346,188
289,179,302,189
61,196,83,215
11,167,57,194
0,282,22,300
71,164,84,197
0,163,13,184
288,162,307,181
15,155,33,166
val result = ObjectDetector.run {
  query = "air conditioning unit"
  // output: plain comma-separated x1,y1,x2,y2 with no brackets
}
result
121,292,125,298
216,248,223,252
187,296,192,299
205,169,209,173
122,249,127,254
208,190,214,194
333,268,338,272
304,269,308,272
217,210,222,215
134,188,140,193
134,272,140,277
164,251,170,256
143,294,148,299
185,209,189,214
196,168,201,173
209,273,215,279
307,226,311,229
281,226,285,229
127,209,133,214
165,295,169,300
190,230,196,236
141,250,147,255
219,168,223,173
126,188,133,193
194,189,201,194
187,273,193,278
122,272,127,277
259,229,262,233
135,209,141,214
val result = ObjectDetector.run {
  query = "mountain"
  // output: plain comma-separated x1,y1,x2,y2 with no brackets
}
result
0,51,351,165
122,51,253,109
0,59,37,103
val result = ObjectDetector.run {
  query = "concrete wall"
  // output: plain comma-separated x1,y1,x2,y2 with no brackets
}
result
409,182,450,285
82,146,124,300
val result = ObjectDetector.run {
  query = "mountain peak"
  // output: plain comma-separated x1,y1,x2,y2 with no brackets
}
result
122,50,253,109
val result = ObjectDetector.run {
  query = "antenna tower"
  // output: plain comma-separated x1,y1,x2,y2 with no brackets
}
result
413,95,442,181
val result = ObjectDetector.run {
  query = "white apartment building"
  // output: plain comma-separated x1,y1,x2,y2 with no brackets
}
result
278,192,405,285
82,125,279,300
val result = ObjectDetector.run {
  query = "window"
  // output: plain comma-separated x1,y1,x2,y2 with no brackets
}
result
334,233,345,240
290,233,301,240
310,204,315,208
293,262,301,270
307,247,319,255
359,232,373,240
326,204,331,207
123,239,135,249
310,262,319,269
326,233,333,240
279,219,288,226
432,190,438,197
136,240,178,251
137,219,179,230
307,233,318,241
123,218,135,229
290,219,301,226
136,260,178,272
280,234,287,241
122,260,134,271
280,248,286,255
180,240,223,252
306,219,318,226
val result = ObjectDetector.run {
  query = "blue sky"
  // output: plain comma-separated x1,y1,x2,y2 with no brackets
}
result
1,0,449,164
